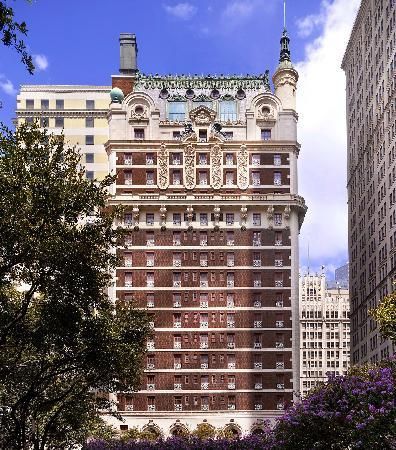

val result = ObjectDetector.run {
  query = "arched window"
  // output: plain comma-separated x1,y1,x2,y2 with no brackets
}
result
220,96,237,121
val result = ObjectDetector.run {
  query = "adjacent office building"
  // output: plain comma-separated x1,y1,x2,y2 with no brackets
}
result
342,0,396,365
299,272,350,398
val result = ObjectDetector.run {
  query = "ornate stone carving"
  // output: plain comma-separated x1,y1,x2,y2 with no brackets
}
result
189,105,217,125
157,143,169,190
237,144,249,190
186,205,194,229
267,205,274,229
284,205,291,220
130,106,149,122
213,205,221,229
160,205,167,230
210,144,223,190
240,205,248,231
132,205,140,230
183,144,196,190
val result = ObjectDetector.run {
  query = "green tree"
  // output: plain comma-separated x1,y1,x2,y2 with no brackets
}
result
0,123,150,449
0,0,34,73
370,291,396,342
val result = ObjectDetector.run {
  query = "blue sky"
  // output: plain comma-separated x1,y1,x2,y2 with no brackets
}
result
0,0,361,279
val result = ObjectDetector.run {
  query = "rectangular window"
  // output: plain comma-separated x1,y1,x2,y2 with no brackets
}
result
274,172,282,185
40,117,49,127
274,154,282,166
146,171,154,185
86,153,94,164
172,153,182,165
173,213,181,226
226,172,234,185
274,213,282,226
261,129,271,140
86,100,95,109
41,99,49,110
199,153,207,165
134,128,145,139
55,99,64,110
225,153,234,165
86,171,94,180
224,131,233,140
199,130,207,142
26,99,34,109
55,117,64,128
199,171,208,185
146,153,154,165
226,213,234,225
173,170,181,185
146,213,154,226
220,100,237,121
200,213,208,226
168,102,186,121
252,172,261,186
253,213,261,226
173,131,181,140
252,154,261,165
86,117,94,128
85,135,94,145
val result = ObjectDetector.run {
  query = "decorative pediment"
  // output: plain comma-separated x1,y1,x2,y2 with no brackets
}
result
189,105,217,125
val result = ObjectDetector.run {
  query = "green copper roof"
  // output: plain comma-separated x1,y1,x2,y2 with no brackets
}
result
135,71,271,91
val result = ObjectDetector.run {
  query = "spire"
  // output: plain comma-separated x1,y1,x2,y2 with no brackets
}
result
279,28,291,63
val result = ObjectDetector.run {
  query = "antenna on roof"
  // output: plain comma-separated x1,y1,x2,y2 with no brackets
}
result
307,242,310,276
283,0,286,29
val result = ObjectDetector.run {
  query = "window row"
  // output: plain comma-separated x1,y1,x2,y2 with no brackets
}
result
25,99,95,110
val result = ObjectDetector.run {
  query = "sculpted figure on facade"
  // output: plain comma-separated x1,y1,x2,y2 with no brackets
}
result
237,144,249,190
132,205,140,230
157,143,169,190
160,205,167,230
183,144,196,190
210,144,223,190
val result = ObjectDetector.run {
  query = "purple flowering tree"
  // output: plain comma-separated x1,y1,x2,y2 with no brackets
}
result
271,360,396,449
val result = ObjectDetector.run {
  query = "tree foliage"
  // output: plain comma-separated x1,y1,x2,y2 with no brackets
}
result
370,291,396,342
0,0,34,73
0,123,150,449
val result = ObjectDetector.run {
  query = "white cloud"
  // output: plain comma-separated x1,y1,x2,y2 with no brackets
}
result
222,1,255,20
33,54,49,71
163,2,197,20
0,75,17,96
296,10,326,38
296,0,360,268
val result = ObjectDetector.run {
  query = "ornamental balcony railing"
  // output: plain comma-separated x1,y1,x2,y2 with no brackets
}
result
254,362,262,369
173,240,181,246
199,180,208,185
125,260,133,267
174,404,182,411
228,404,236,410
276,300,284,307
200,281,208,288
225,160,234,166
147,301,154,308
227,342,235,349
200,260,208,266
200,240,208,246
147,239,155,246
227,321,235,328
125,404,134,411
254,321,262,328
253,280,261,287
173,260,181,267
148,321,154,328
227,260,235,267
252,179,261,186
254,404,263,410
201,383,209,390
173,322,182,328
275,342,284,349
274,240,282,246
253,260,261,267
276,362,285,369
277,383,285,390
147,384,155,390
200,322,209,328
173,179,181,185
227,281,235,287
254,301,262,307
173,342,181,349
173,301,181,308
146,260,154,267
274,179,282,186
125,281,133,287
254,342,262,349
173,281,182,287
124,158,133,165
146,158,154,165
174,363,182,369
200,301,208,308
277,403,285,410
227,240,234,246
174,383,182,390
173,159,181,165
275,280,283,287
146,281,154,287
276,321,285,328
200,342,208,349
228,362,236,369
275,259,283,267
228,383,235,390
254,383,263,390
252,159,260,166
226,180,234,186
226,301,235,308
146,180,154,185
201,405,209,411
201,363,208,369
147,405,156,411
147,363,155,369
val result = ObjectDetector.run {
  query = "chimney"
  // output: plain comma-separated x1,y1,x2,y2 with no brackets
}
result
119,33,138,74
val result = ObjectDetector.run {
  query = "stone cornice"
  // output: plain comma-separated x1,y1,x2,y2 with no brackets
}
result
16,110,108,118
19,85,111,93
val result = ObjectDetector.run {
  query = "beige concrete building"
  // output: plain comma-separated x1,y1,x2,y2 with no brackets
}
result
16,85,111,181
342,0,396,365
299,273,350,397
